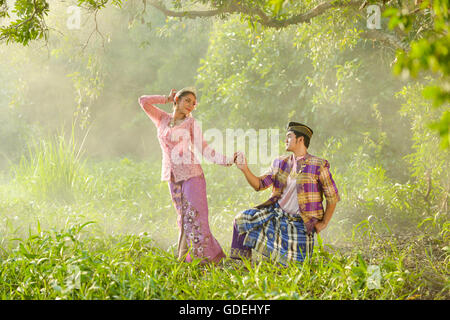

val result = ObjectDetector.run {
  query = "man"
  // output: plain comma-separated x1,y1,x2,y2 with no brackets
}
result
230,122,340,265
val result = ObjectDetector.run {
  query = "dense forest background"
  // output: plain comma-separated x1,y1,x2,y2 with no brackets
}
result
0,0,448,299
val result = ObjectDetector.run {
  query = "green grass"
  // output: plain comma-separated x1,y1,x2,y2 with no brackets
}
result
0,135,448,300
0,220,431,300
12,129,86,203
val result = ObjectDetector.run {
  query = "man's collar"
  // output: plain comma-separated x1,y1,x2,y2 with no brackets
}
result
291,153,308,161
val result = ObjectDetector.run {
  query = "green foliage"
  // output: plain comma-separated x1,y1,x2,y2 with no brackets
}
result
0,107,30,170
0,0,7,19
12,127,87,203
0,0,49,45
386,0,450,148
0,0,126,44
196,17,311,129
195,11,364,134
1,0,446,148
1,1,211,159
67,56,104,130
396,82,449,234
0,47,32,170
331,80,449,236
1,0,449,300
0,219,434,299
0,143,448,299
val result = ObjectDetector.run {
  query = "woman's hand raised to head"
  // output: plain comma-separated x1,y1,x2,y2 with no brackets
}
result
167,89,177,103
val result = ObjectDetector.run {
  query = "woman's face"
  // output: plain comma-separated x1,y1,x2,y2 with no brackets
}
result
175,93,196,116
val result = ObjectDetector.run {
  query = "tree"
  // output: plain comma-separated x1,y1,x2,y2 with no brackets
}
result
0,1,417,49
1,0,448,147
385,0,449,148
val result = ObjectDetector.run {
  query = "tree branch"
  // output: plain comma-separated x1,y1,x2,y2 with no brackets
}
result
147,0,226,18
0,0,38,41
259,0,364,28
148,0,365,27
0,0,49,44
81,9,106,52
360,29,410,51
148,0,407,50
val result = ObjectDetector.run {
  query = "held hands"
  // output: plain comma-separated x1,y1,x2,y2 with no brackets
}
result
233,151,247,170
224,151,246,168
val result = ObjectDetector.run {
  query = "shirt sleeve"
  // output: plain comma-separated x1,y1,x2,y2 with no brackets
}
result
318,160,340,204
138,95,168,127
257,158,278,191
191,118,233,166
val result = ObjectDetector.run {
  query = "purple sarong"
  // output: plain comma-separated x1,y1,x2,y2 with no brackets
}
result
169,173,226,264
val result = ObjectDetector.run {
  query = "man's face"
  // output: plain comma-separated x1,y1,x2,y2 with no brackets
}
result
285,131,302,151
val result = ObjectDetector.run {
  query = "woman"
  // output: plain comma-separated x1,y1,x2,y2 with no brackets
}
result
138,87,233,264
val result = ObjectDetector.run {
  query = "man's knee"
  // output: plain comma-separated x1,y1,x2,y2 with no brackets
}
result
233,209,249,229
232,216,239,231
233,212,243,225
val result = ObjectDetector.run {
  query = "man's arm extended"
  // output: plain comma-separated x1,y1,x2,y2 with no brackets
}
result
240,166,260,191
234,152,260,191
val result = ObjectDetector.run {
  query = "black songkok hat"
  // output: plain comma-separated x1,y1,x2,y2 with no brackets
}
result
286,122,313,139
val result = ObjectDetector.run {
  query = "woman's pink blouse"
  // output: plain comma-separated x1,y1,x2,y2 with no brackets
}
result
139,95,233,182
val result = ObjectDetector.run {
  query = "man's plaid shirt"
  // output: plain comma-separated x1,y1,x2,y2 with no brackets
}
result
254,153,340,234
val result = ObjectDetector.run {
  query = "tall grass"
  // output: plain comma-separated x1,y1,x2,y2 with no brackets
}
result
0,133,448,300
12,127,86,203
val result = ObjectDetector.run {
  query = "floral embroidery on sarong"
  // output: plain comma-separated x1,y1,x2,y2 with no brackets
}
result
181,197,209,257
170,182,209,259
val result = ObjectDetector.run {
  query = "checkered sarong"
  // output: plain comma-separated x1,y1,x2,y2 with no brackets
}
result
234,202,314,264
